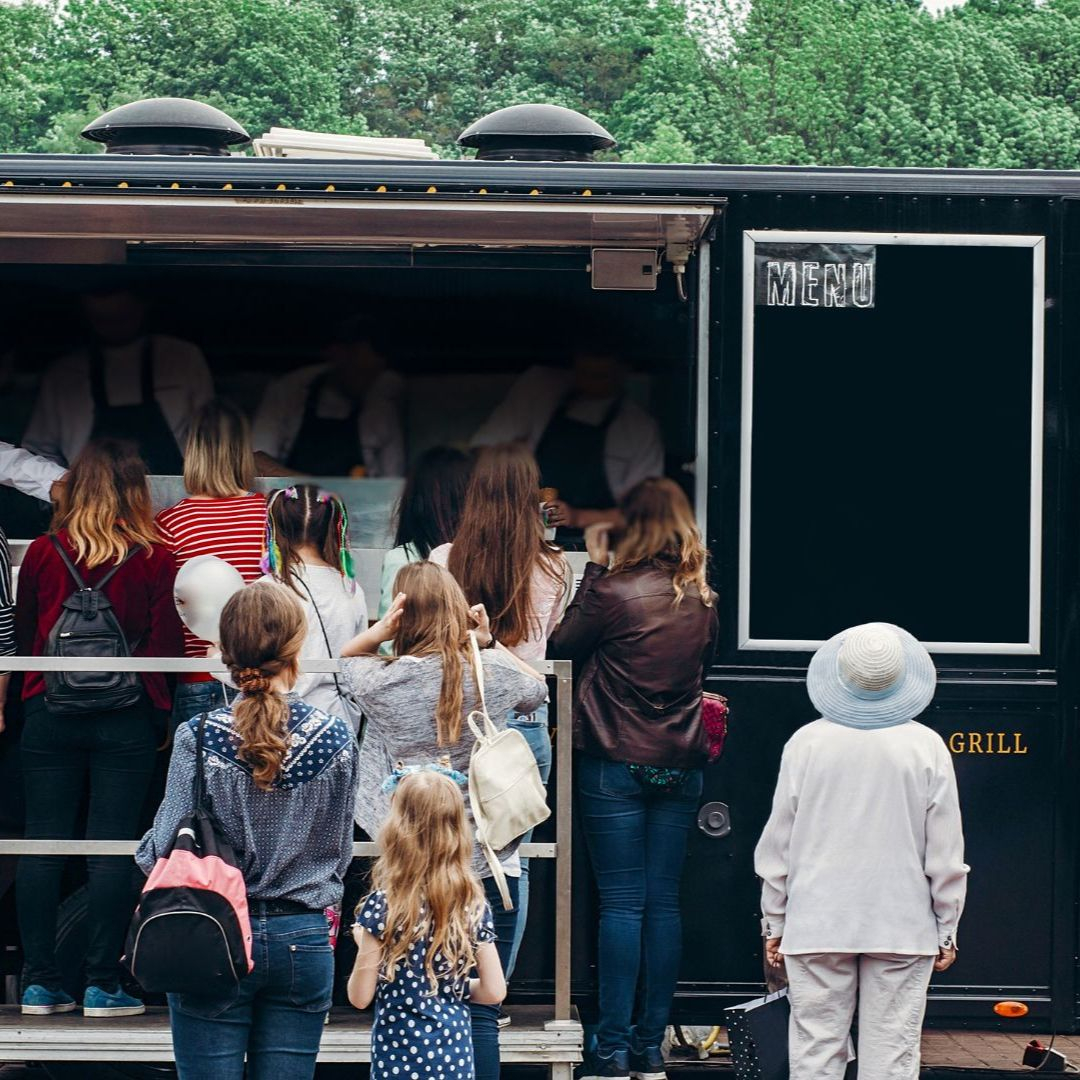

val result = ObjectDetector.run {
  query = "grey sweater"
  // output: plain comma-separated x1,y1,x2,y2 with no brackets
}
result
343,650,548,876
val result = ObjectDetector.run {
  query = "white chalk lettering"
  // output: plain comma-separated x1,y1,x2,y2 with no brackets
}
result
823,263,847,307
766,261,797,306
800,262,821,306
852,262,875,308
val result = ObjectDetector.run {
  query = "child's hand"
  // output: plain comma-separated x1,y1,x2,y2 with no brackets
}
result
373,593,406,643
470,603,493,648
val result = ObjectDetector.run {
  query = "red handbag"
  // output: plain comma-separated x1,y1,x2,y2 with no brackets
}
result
702,691,729,763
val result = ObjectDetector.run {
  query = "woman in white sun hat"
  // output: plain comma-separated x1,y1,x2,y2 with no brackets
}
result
754,622,968,1080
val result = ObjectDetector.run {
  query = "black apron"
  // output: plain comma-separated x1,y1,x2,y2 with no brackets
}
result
285,373,364,476
89,339,185,475
534,393,623,511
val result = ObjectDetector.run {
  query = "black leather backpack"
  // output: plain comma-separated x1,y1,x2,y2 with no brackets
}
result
43,536,144,715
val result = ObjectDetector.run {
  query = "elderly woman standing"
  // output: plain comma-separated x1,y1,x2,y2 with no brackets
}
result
755,622,968,1080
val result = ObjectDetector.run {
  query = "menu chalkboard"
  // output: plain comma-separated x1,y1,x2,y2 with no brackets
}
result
745,241,1039,648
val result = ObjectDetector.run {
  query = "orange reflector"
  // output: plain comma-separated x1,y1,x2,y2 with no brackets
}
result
170,182,180,189
276,184,287,191
530,188,540,195
582,189,592,196
478,188,488,195
222,183,233,190
117,181,128,188
426,186,437,193
994,1001,1029,1018
376,185,387,193
61,181,71,188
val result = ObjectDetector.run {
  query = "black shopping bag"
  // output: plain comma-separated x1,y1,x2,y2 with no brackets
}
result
726,989,790,1080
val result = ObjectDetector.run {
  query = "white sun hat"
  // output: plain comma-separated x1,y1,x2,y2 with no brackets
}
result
806,622,936,729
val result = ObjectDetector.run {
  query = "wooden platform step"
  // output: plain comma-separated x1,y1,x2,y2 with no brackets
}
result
0,1004,583,1067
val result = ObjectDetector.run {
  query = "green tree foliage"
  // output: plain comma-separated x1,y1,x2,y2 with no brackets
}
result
3,0,1080,167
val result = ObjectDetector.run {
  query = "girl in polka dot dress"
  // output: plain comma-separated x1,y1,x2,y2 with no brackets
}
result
348,769,506,1080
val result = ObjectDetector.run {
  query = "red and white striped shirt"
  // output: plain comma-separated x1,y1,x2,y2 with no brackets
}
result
156,492,268,662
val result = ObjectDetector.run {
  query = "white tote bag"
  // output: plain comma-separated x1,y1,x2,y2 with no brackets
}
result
466,631,551,910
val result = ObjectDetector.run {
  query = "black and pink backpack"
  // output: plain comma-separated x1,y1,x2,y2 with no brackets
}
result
124,714,253,994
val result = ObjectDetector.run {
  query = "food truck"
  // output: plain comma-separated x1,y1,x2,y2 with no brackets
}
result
0,96,1074,1054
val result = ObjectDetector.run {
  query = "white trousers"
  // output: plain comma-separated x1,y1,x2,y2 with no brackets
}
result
785,953,935,1080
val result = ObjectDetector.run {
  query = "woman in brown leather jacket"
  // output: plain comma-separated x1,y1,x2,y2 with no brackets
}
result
548,478,718,1080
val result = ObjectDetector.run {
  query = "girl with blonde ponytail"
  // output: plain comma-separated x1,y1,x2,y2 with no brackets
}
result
137,582,359,1079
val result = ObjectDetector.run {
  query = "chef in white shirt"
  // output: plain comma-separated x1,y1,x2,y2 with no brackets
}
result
471,342,664,531
252,318,405,478
22,287,213,474
0,443,65,502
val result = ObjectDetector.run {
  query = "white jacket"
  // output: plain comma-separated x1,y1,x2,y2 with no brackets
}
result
754,718,968,956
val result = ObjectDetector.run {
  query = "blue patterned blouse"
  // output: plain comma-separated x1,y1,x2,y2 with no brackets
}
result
136,696,359,911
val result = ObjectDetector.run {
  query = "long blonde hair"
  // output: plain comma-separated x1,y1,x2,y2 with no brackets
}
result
218,583,306,790
51,438,161,568
611,478,715,607
446,444,564,648
391,562,474,745
183,398,257,498
368,771,487,992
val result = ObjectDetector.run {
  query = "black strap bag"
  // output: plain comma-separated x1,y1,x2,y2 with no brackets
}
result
124,714,254,994
43,536,144,715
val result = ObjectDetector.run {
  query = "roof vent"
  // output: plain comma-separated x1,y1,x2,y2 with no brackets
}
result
81,97,251,156
458,104,616,162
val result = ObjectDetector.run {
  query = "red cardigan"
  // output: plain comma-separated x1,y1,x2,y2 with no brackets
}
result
15,531,185,711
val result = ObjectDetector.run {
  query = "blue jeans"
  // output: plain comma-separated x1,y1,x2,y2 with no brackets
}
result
471,874,520,1080
172,680,232,733
505,702,552,979
168,911,333,1080
577,755,703,1057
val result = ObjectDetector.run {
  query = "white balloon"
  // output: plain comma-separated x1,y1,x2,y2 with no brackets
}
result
173,555,246,644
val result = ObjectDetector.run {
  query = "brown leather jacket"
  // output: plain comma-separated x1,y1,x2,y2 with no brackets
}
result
548,561,719,768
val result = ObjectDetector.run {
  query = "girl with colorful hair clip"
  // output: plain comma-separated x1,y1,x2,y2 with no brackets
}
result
349,769,506,1080
257,483,367,731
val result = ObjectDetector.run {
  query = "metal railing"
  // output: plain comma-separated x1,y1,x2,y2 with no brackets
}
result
0,655,575,1023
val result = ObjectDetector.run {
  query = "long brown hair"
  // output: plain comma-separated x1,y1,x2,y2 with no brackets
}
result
391,561,473,746
183,398,256,498
51,437,161,568
611,478,715,607
368,771,487,992
218,583,306,790
447,443,563,648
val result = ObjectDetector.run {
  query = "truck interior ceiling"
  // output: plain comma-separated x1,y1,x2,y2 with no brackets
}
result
0,249,703,543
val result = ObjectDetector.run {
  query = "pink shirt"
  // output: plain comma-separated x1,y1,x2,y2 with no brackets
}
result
429,543,569,663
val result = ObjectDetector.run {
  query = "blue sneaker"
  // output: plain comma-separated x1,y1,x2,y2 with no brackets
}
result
83,985,145,1018
21,984,77,1015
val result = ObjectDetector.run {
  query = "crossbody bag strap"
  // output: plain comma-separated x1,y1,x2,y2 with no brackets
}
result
295,575,343,698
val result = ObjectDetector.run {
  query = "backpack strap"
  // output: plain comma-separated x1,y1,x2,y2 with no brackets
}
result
49,535,139,592
49,535,88,590
194,712,208,813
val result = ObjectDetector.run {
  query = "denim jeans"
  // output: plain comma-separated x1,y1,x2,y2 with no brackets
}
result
505,702,552,979
16,694,157,990
471,874,520,1080
576,754,703,1057
169,911,333,1080
171,680,233,733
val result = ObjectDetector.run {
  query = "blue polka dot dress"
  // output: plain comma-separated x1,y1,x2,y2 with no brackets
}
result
357,890,496,1080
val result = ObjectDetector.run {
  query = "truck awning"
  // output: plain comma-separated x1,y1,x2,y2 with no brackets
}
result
0,193,718,259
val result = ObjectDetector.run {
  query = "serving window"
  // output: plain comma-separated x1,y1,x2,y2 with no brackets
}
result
739,230,1046,655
